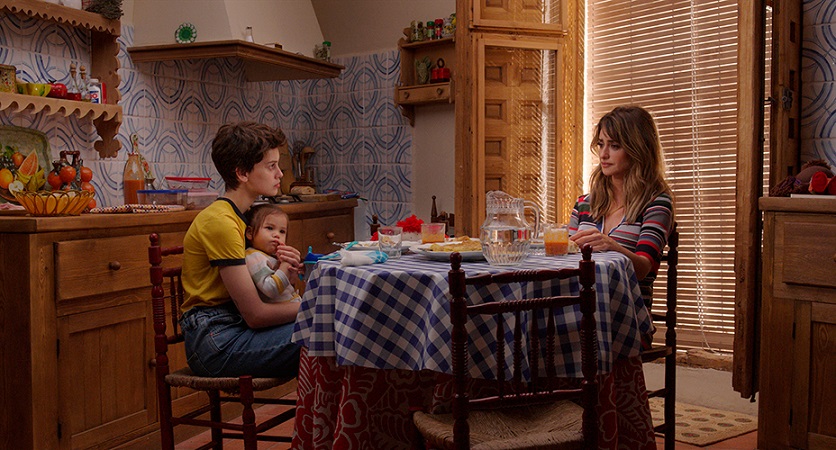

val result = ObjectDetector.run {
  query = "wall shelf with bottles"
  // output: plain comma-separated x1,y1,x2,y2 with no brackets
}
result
395,37,455,126
0,0,123,158
127,40,345,82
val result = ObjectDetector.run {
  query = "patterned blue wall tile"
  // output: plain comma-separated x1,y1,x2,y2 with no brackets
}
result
2,20,416,214
803,0,836,26
802,25,836,82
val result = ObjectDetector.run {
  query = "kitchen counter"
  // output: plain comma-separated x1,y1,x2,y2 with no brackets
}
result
0,198,356,449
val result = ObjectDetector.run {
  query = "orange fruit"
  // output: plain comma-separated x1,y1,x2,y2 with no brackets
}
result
87,198,97,210
47,171,63,190
80,181,95,193
0,168,13,189
18,151,39,176
59,165,76,183
80,166,93,182
11,152,24,168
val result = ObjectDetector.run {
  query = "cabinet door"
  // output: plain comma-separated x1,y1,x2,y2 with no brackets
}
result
57,299,155,450
791,301,836,449
289,213,355,255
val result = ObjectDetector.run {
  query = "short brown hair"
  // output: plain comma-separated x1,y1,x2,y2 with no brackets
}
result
211,122,286,190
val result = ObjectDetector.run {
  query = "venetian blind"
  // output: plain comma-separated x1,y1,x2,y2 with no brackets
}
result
586,0,740,351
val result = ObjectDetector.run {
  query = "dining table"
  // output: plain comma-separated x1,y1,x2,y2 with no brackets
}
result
290,248,657,450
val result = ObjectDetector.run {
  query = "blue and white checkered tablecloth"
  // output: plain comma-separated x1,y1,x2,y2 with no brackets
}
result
292,251,652,380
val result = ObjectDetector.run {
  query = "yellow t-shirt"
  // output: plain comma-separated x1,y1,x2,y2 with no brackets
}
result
181,198,247,313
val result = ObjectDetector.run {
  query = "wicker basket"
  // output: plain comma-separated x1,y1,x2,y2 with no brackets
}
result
13,190,93,216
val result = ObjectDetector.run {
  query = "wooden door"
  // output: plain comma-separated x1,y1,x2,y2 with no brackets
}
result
57,300,156,450
477,36,563,227
455,0,584,236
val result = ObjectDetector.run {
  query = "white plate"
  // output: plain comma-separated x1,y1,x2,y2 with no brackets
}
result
410,242,485,262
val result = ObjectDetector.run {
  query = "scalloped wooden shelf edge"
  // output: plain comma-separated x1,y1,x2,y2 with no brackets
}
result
0,93,123,157
127,40,344,82
0,0,120,35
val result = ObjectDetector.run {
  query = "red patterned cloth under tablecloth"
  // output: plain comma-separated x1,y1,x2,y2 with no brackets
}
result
291,347,656,450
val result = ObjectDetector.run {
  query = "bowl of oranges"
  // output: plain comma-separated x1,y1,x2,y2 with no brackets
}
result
13,189,93,216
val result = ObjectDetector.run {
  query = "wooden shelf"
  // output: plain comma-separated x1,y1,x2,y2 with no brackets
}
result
0,0,120,35
400,37,455,50
395,37,456,126
0,0,123,158
0,93,122,157
128,40,344,82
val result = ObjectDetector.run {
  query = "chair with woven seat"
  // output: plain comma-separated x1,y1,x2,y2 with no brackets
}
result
413,245,599,449
640,223,679,449
148,233,297,450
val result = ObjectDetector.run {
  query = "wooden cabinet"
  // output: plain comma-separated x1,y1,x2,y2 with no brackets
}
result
758,197,836,450
395,37,455,126
284,198,357,255
0,0,123,157
0,199,356,449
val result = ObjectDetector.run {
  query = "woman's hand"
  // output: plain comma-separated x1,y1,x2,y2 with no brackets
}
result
570,228,654,280
570,228,621,252
275,244,303,278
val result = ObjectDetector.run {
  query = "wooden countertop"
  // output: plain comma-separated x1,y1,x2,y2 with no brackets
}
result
0,198,359,233
759,196,836,214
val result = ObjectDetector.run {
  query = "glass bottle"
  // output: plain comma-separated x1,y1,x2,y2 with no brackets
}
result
67,63,81,101
123,134,144,204
79,65,90,102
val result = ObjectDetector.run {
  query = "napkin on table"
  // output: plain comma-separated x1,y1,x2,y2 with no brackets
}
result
340,249,388,266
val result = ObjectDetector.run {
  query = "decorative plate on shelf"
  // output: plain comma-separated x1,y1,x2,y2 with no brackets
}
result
0,125,52,204
175,23,197,44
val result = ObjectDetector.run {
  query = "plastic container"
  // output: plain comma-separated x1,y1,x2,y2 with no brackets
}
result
88,78,101,104
165,176,211,190
186,190,219,210
137,189,187,206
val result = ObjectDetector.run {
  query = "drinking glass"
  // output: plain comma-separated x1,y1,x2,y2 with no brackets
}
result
378,226,403,259
421,223,446,243
544,223,569,256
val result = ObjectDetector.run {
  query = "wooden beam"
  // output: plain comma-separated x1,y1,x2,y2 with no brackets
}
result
732,0,766,399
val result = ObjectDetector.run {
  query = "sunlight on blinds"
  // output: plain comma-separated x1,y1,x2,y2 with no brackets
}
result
586,0,741,351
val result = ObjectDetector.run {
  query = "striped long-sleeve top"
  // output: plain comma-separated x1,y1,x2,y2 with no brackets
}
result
568,192,673,299
245,247,301,304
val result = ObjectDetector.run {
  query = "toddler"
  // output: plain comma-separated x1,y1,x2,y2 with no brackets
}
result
244,203,301,303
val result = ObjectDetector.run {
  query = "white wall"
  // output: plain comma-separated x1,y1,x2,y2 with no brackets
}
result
131,0,324,56
310,0,454,57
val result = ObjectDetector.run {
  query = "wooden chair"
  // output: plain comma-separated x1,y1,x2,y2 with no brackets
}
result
148,233,297,450
640,223,679,450
414,245,599,449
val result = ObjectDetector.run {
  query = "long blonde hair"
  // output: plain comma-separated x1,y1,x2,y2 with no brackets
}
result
588,106,672,222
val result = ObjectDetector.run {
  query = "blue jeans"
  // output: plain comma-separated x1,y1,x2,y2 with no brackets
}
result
180,302,300,378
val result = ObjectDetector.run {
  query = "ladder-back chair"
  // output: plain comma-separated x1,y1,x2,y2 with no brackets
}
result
414,245,599,449
641,223,679,449
148,233,296,450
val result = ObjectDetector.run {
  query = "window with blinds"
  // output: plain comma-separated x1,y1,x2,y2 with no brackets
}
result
586,0,751,352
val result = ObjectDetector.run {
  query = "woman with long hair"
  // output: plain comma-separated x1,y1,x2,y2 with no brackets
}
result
569,105,674,293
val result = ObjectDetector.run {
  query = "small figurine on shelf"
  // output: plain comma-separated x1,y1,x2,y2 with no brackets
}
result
426,21,435,40
66,63,82,101
416,56,432,84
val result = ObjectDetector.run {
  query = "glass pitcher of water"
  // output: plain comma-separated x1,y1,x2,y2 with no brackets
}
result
480,191,540,266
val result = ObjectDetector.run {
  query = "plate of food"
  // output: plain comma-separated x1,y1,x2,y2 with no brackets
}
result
410,237,485,261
